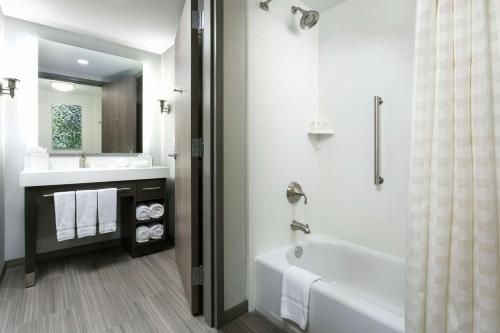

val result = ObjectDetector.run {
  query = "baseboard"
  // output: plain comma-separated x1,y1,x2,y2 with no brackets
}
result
224,300,249,325
5,257,24,267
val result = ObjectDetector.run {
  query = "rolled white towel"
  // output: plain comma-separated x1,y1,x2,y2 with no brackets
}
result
150,223,164,240
149,203,164,219
136,225,151,243
136,205,150,220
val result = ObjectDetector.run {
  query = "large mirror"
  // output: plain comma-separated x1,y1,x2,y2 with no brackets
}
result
38,39,143,153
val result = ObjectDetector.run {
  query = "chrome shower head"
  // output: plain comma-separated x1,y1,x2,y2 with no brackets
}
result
291,6,320,30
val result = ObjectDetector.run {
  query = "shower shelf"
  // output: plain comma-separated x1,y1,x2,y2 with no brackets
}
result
307,129,335,135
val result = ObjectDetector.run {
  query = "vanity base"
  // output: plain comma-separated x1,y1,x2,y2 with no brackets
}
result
23,178,171,287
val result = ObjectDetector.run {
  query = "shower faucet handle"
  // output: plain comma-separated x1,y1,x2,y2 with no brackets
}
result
287,182,308,205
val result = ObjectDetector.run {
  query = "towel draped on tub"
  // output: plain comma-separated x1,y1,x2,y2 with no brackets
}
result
280,265,322,330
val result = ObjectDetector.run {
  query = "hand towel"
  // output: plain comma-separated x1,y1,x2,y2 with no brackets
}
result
76,190,97,238
280,266,322,330
53,191,76,241
97,188,117,234
149,223,164,239
136,205,150,220
149,203,164,219
136,225,151,243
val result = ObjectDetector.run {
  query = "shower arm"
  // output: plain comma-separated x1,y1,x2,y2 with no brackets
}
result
291,6,306,15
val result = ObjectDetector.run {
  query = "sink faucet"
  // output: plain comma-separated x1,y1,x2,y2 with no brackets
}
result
79,152,86,168
291,220,311,234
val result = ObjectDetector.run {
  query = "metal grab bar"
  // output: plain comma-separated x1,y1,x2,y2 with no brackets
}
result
43,187,131,198
374,96,384,185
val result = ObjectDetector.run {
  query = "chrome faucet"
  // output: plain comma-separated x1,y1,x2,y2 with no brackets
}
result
291,220,311,234
79,152,86,168
287,182,308,205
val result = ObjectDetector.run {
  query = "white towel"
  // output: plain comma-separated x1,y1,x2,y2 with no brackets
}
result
150,223,164,239
136,205,150,220
97,188,117,234
149,203,164,219
76,190,97,238
280,266,322,330
53,191,76,241
136,225,151,243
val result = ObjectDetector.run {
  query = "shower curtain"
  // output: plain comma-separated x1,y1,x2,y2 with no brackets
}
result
407,0,500,332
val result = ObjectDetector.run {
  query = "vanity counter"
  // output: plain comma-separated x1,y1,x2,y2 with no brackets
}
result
19,166,169,187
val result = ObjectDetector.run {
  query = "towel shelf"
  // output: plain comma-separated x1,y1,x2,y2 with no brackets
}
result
42,187,131,198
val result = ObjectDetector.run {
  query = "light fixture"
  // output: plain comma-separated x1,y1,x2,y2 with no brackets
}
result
51,81,75,92
0,78,20,98
159,99,171,114
77,59,89,65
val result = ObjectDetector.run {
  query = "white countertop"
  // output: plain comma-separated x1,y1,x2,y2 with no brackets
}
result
19,166,169,187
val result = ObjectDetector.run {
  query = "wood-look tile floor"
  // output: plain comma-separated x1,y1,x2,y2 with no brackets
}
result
0,248,281,333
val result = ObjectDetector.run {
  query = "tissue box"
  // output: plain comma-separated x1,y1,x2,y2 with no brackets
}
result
29,153,49,170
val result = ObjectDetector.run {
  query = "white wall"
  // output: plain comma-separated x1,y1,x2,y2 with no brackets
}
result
160,45,175,172
316,0,415,257
3,17,165,260
0,6,6,272
38,82,102,153
247,0,416,309
247,0,320,309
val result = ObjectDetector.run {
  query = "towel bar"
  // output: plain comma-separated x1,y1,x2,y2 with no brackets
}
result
42,187,131,198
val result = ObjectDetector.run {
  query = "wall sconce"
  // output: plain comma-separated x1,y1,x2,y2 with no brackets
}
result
1,78,20,98
159,99,171,114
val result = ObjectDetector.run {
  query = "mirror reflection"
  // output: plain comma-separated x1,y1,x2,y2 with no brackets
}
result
38,39,143,153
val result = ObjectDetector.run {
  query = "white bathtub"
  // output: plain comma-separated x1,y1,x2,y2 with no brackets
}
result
255,235,405,333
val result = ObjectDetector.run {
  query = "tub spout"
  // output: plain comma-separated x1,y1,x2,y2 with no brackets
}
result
291,220,311,234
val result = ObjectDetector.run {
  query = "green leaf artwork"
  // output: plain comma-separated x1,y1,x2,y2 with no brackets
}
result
52,104,82,150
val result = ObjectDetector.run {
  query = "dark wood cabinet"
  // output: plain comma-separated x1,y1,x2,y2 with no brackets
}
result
24,178,172,287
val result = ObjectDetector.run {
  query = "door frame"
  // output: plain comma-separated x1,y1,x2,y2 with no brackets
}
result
202,0,225,328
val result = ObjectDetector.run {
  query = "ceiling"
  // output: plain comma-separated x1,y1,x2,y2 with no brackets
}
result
301,0,348,12
0,0,185,54
39,39,143,82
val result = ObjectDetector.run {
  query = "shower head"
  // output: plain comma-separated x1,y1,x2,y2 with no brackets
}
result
291,6,320,30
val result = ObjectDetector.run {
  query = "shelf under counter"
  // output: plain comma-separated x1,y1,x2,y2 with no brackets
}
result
136,216,166,225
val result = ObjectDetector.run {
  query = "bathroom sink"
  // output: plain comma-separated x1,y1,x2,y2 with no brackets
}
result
19,166,169,187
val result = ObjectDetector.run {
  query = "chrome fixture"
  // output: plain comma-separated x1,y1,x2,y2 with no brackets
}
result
260,0,272,11
79,152,86,168
168,152,178,160
173,88,183,94
159,99,171,114
291,6,320,30
287,182,308,204
1,78,20,98
374,96,384,185
294,245,303,258
291,220,311,234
